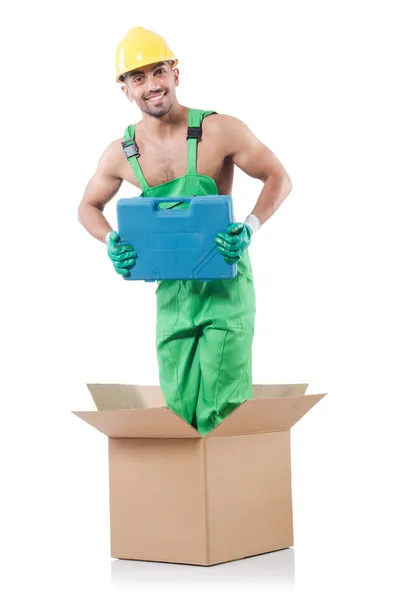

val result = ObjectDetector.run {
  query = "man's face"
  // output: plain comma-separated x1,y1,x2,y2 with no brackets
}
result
121,62,179,118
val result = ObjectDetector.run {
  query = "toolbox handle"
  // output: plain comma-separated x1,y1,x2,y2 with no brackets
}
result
151,197,196,213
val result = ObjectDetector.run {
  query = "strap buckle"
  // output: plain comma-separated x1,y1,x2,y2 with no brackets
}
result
187,126,202,141
122,138,140,159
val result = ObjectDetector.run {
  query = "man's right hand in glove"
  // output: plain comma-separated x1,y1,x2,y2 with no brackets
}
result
106,231,137,276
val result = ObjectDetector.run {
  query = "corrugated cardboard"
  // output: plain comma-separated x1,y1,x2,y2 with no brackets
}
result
73,383,326,566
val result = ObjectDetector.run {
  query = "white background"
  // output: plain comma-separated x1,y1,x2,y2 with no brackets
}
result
1,0,396,598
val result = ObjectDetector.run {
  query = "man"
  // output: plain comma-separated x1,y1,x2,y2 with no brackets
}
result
78,26,292,435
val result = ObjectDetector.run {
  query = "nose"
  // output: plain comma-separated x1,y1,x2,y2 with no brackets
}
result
146,73,161,94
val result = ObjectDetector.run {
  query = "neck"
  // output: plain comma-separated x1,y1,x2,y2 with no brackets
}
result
140,101,188,138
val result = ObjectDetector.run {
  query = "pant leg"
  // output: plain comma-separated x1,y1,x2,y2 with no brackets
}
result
196,325,254,435
155,251,256,434
155,279,201,428
156,328,201,427
195,251,256,435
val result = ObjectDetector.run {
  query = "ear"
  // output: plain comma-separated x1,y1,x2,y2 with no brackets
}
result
172,67,180,87
121,84,134,103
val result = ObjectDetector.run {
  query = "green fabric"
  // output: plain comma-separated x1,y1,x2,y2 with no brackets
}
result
107,231,137,276
156,252,255,435
123,125,150,192
124,108,256,435
124,109,218,208
215,222,253,264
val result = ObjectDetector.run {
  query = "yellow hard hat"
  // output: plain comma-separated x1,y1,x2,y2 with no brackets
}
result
115,26,178,82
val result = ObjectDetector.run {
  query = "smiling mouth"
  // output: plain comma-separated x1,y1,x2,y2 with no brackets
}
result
146,91,166,102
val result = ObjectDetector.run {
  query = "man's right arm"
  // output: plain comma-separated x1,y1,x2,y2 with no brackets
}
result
78,140,124,244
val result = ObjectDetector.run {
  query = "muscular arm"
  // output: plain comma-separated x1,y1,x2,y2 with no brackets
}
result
219,115,293,225
78,140,124,243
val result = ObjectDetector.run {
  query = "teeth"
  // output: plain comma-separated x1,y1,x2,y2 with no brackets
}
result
148,92,164,100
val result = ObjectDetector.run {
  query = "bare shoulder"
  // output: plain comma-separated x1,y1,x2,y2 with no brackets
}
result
202,113,254,151
97,137,126,179
203,113,246,132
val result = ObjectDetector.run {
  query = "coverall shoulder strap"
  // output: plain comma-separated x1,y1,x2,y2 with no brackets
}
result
187,108,218,175
122,124,150,191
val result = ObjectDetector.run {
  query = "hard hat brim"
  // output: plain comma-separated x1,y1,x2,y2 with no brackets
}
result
116,58,179,83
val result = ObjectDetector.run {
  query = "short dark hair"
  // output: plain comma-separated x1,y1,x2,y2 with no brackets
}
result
119,60,175,83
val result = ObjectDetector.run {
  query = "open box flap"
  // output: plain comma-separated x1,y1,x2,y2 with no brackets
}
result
73,406,201,438
251,383,309,399
87,383,166,410
207,393,327,437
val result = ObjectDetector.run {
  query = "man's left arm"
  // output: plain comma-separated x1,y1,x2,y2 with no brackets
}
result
222,115,293,229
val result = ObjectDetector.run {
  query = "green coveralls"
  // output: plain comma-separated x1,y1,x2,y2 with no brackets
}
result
124,108,256,435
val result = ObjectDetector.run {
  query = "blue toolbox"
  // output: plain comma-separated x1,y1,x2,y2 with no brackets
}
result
116,195,237,281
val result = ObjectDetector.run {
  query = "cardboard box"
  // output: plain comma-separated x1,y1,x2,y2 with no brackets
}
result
73,383,326,566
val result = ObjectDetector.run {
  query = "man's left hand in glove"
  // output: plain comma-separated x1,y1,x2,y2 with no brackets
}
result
215,214,261,264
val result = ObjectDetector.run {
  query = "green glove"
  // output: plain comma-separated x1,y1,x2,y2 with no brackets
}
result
107,231,137,276
215,222,252,264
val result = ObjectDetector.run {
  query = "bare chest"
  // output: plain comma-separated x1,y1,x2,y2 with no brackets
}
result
119,135,233,194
